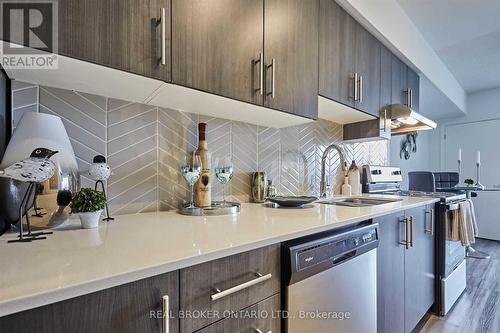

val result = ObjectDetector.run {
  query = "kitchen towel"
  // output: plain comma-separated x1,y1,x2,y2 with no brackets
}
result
449,200,478,246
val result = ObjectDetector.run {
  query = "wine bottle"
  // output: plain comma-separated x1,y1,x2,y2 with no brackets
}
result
194,123,212,207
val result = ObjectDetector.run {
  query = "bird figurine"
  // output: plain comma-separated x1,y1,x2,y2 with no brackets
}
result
88,155,111,181
0,148,58,183
0,148,58,243
89,155,114,221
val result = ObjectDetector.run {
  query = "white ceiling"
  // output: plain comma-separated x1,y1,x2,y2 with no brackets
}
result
397,0,500,93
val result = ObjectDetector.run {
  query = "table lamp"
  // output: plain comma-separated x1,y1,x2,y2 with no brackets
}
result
0,112,79,229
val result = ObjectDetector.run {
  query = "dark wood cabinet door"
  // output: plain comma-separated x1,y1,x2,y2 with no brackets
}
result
59,0,171,81
264,0,319,119
319,0,356,107
379,45,392,136
180,245,280,333
172,0,264,106
380,46,392,109
354,23,381,116
195,294,280,333
374,212,406,333
0,271,179,333
407,67,420,112
391,54,408,106
404,205,435,333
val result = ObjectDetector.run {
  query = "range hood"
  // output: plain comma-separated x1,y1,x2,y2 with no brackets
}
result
343,105,437,143
389,104,437,135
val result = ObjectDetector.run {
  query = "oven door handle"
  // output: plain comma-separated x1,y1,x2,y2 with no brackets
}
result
447,203,462,211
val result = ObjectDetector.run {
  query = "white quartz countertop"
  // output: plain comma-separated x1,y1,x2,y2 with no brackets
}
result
0,194,438,317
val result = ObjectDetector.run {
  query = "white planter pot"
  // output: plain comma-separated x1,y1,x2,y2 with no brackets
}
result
78,210,103,229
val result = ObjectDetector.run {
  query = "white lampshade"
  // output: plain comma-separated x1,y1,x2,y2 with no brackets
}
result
1,112,78,172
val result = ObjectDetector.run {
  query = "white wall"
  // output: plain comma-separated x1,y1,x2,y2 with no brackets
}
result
389,131,432,189
430,87,500,170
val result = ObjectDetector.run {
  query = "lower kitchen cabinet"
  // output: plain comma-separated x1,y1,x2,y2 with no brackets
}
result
0,271,179,333
179,244,280,333
404,205,435,333
375,205,435,333
376,211,406,333
195,294,280,333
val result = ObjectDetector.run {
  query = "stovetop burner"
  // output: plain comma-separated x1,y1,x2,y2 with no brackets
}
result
385,190,466,202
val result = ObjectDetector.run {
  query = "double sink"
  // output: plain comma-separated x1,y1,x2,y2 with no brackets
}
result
318,197,402,207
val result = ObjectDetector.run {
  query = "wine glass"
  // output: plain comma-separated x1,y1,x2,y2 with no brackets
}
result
180,154,202,208
214,156,233,206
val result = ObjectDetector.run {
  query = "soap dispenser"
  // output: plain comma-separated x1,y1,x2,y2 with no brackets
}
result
348,160,361,195
341,176,352,196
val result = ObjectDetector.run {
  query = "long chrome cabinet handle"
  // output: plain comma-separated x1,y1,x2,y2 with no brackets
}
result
409,216,414,247
399,217,409,249
358,75,363,103
266,59,276,98
158,8,166,65
351,73,358,101
404,89,410,106
424,210,432,235
383,109,387,132
409,88,413,108
425,209,435,235
431,208,435,235
254,52,264,95
162,295,169,333
211,272,272,301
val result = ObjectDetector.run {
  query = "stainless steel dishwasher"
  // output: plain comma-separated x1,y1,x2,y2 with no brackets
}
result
282,223,379,333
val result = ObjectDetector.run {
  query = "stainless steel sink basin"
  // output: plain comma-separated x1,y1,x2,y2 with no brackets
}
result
318,197,403,207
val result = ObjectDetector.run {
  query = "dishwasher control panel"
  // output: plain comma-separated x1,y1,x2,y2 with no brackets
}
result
282,223,379,286
295,225,378,271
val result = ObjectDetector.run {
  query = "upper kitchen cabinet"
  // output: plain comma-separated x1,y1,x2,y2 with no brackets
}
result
172,0,318,120
407,68,420,112
172,0,264,106
264,0,319,119
391,54,407,106
391,53,420,111
319,0,356,108
355,24,381,115
58,0,171,81
319,0,381,117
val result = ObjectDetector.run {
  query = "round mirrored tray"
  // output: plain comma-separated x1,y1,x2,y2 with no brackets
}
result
178,201,241,216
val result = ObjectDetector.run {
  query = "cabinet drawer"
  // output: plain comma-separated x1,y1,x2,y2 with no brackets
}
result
180,245,280,332
195,294,280,333
0,271,179,333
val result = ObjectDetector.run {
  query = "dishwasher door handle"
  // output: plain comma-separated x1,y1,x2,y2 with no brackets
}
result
332,250,357,266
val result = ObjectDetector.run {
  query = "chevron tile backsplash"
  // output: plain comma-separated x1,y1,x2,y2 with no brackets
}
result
11,80,388,215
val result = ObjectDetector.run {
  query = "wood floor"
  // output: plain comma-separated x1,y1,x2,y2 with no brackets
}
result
419,238,500,333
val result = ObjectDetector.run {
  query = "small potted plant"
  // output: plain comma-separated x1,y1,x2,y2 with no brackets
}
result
70,188,106,229
464,179,475,187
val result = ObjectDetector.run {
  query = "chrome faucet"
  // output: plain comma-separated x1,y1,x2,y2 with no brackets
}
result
320,143,347,198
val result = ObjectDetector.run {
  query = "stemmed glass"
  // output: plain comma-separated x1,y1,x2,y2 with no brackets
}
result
214,156,234,206
180,154,202,208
